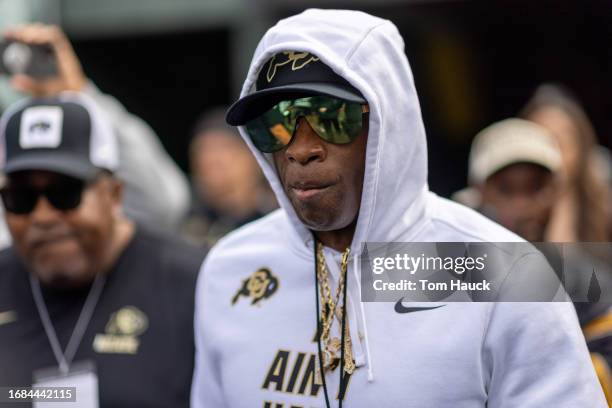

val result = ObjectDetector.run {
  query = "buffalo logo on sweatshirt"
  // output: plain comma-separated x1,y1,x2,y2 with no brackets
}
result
232,268,279,306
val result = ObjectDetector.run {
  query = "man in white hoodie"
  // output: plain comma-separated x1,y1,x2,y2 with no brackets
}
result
192,9,606,407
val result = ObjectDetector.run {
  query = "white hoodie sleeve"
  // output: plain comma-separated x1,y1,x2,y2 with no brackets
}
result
191,256,228,408
484,301,607,407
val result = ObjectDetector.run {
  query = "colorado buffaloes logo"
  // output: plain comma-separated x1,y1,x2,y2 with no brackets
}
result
105,306,148,336
93,306,148,354
266,51,320,83
232,268,279,306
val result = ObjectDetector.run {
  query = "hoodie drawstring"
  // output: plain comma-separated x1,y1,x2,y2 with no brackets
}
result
352,252,375,382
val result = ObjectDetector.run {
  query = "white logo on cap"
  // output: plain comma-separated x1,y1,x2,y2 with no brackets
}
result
19,106,63,149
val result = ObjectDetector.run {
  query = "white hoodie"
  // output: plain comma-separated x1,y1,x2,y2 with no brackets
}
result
192,9,605,408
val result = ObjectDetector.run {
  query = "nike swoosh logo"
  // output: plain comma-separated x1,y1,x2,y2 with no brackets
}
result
0,311,17,326
394,299,445,314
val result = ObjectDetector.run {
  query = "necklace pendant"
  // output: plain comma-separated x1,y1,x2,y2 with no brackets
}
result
328,337,341,353
328,357,340,372
321,347,341,373
322,349,333,368
322,337,341,372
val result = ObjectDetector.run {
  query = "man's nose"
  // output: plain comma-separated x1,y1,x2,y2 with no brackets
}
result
500,194,533,223
511,194,534,212
284,117,326,165
29,196,63,225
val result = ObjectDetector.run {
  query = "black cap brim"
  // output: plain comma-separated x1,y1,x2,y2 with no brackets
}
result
226,82,366,126
4,152,100,181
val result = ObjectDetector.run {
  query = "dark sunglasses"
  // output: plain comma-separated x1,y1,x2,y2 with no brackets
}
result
245,96,369,153
0,175,93,215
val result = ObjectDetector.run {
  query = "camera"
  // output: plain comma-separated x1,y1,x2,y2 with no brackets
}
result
0,40,57,78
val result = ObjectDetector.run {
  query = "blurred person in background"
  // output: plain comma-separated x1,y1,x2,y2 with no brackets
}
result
463,118,612,403
521,83,611,244
466,119,561,242
182,108,275,247
0,93,203,407
0,23,191,249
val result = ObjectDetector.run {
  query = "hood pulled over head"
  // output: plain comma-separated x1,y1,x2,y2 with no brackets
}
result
234,9,429,254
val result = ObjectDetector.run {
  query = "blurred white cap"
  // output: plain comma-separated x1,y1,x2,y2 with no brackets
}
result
469,118,562,184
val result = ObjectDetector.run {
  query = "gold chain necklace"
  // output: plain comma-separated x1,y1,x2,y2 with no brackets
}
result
316,242,356,376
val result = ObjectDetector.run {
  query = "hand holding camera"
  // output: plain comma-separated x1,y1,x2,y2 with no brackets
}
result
1,24,86,96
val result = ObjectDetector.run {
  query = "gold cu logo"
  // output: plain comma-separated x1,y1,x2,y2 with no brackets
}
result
105,306,148,336
266,52,320,83
93,306,148,355
232,268,279,306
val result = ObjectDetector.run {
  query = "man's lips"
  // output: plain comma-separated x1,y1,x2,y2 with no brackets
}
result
29,234,76,251
289,181,333,200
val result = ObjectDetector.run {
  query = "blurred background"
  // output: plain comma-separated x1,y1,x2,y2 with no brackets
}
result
0,0,610,198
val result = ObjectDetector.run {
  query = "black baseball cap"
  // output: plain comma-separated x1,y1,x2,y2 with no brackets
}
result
226,51,366,126
0,93,119,181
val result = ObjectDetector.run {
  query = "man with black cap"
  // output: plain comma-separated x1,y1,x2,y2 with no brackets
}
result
0,23,192,250
0,92,203,407
192,9,605,408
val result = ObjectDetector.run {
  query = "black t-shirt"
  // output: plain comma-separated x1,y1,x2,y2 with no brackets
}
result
0,227,204,407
